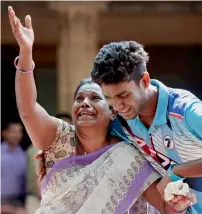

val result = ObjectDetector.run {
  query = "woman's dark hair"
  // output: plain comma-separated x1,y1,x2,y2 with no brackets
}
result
74,77,94,99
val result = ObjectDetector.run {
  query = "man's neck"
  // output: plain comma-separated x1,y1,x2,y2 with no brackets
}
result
139,84,159,128
5,142,18,151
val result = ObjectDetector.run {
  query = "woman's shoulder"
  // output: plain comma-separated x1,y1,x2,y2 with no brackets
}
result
43,118,77,173
54,117,75,135
48,118,76,147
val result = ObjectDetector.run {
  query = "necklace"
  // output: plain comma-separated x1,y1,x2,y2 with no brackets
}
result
74,133,110,155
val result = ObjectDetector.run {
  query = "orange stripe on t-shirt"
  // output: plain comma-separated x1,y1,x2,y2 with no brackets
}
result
169,112,183,120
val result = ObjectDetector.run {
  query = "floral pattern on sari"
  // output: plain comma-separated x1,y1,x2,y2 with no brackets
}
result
43,118,77,174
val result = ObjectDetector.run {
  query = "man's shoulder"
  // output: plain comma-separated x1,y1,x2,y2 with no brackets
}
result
167,87,200,118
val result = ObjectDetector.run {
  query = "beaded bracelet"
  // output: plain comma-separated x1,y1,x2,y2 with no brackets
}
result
14,56,35,74
168,206,188,213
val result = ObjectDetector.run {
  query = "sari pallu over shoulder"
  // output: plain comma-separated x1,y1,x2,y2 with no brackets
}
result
37,142,161,214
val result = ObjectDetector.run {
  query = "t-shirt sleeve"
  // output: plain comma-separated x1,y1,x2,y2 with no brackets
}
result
184,102,202,140
110,117,131,143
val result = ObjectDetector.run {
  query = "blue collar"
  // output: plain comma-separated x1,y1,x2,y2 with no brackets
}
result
150,79,169,125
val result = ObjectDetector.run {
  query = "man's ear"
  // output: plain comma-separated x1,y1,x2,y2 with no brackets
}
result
141,72,150,88
1,129,7,139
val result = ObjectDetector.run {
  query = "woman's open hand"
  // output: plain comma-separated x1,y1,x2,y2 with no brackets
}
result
8,6,34,50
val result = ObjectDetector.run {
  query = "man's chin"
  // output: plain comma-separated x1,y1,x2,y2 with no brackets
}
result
121,112,137,120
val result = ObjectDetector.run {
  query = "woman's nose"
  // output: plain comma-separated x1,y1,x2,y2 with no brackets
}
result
81,98,91,108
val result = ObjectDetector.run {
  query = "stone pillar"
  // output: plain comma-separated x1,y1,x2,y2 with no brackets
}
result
49,2,107,113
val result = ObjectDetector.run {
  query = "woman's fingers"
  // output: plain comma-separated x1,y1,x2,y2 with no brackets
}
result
38,175,43,182
34,150,45,182
38,175,41,182
39,162,45,171
166,200,176,207
8,6,23,37
187,191,197,205
36,163,46,175
8,6,16,31
35,151,46,181
37,167,45,177
171,195,184,203
170,196,180,203
25,15,32,29
37,168,46,182
33,153,43,160
170,195,190,207
170,192,197,207
15,18,22,35
33,150,43,159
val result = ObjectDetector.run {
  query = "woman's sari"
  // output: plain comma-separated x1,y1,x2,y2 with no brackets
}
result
37,142,161,214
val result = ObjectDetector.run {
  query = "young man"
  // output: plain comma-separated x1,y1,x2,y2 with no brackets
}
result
1,121,27,214
91,41,202,213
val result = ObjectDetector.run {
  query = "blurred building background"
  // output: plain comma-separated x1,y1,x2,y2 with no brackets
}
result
1,1,202,213
2,1,202,149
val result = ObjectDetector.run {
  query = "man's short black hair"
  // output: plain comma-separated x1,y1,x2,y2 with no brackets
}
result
2,120,22,130
91,41,149,85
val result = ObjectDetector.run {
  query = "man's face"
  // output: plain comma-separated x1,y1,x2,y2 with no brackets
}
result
101,80,148,120
3,123,23,145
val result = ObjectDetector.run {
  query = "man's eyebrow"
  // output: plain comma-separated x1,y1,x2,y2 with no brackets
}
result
104,90,128,99
116,90,128,96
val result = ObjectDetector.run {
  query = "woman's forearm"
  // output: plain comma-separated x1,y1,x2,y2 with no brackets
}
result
10,6,57,149
15,48,57,149
143,180,188,214
15,48,37,116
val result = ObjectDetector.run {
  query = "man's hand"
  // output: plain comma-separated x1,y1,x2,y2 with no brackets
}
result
157,175,197,212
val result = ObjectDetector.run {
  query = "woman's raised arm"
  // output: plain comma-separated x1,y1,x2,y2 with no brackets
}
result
8,6,57,149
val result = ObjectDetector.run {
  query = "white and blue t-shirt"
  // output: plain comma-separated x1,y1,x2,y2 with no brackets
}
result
111,79,202,213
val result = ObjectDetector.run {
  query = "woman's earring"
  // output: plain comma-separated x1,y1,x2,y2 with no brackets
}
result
110,107,117,121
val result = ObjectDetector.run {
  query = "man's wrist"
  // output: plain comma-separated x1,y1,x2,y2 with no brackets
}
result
172,164,182,176
167,164,185,182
